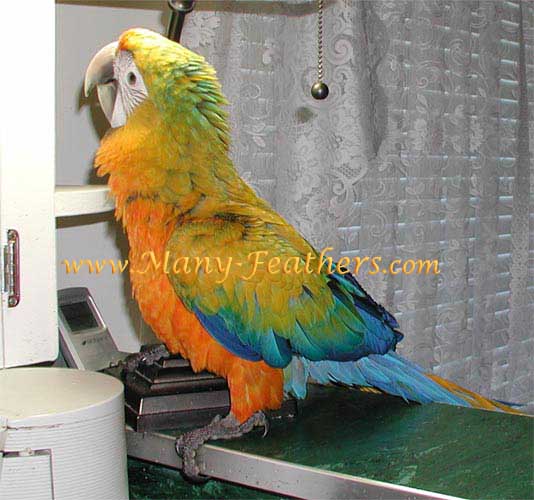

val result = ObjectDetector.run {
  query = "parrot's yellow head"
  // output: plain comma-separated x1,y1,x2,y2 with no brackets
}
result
84,29,239,210
85,28,229,143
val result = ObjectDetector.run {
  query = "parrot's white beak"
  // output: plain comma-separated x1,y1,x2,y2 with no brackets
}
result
84,41,119,125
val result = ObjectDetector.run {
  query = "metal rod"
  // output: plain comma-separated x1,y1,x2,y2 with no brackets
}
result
126,428,461,500
167,0,196,43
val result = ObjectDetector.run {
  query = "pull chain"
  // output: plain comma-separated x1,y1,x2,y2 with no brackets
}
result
311,0,329,100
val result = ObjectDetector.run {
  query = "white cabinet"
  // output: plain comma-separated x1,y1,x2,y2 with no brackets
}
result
0,1,57,368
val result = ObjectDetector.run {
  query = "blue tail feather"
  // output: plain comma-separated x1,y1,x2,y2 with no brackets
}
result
284,352,470,408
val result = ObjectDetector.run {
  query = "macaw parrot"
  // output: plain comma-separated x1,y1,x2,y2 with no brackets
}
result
85,28,518,479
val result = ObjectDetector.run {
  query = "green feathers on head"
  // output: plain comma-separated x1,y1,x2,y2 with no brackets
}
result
121,28,230,148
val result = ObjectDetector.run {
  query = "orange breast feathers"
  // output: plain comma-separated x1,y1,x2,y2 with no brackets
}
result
123,199,284,422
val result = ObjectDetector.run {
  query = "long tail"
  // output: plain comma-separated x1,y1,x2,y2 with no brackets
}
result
302,352,521,414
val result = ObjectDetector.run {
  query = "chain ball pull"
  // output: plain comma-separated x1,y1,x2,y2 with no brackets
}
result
311,81,329,100
311,0,329,100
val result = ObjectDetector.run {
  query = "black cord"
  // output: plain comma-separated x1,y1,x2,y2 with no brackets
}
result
167,0,196,43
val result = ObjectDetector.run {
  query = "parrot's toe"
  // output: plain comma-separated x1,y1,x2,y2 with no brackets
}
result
120,343,170,374
249,410,269,437
176,411,269,482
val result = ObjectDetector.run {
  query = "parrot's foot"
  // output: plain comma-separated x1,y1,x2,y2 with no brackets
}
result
176,411,269,481
121,343,170,374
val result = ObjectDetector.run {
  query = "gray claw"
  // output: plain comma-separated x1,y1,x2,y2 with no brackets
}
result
176,411,269,482
260,414,269,437
122,344,170,373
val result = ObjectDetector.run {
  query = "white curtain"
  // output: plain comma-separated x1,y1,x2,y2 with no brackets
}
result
181,0,533,408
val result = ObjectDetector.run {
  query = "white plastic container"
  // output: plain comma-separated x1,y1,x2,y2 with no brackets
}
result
0,368,128,500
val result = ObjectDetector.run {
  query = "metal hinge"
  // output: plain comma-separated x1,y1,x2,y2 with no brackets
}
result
3,230,20,308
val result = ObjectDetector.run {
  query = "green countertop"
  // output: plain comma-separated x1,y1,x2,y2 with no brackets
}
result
129,460,280,499
129,385,534,500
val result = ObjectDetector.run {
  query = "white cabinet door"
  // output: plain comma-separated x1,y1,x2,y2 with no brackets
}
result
0,1,57,368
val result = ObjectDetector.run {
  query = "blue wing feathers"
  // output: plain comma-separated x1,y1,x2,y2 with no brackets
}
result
260,329,292,368
330,271,399,330
192,306,262,361
192,264,403,367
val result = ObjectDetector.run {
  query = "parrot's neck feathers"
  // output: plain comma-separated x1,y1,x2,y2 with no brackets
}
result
94,97,262,223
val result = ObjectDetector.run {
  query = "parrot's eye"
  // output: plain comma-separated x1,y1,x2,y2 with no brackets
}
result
87,47,148,128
